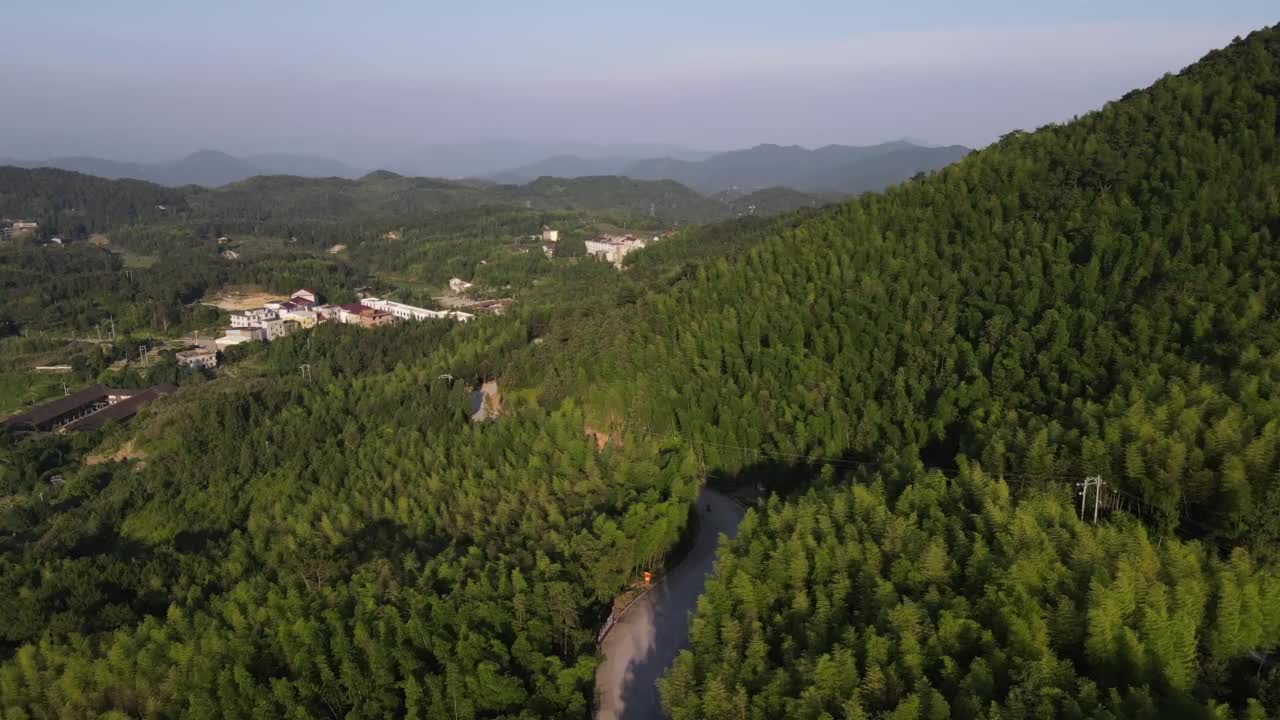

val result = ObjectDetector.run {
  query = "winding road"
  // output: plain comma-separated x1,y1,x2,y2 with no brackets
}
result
594,488,746,719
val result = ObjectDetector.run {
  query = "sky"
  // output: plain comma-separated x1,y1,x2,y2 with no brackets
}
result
0,1,1274,167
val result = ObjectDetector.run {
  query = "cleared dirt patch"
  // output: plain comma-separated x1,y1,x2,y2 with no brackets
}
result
86,439,147,465
202,287,287,311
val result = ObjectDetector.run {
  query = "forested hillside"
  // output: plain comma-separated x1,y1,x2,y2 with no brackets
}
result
661,466,1279,719
539,26,1280,718
2,20,1280,720
0,163,821,239
0,319,700,716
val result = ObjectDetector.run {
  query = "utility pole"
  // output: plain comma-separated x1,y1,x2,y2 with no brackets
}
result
1077,475,1105,524
108,315,116,342
300,363,312,383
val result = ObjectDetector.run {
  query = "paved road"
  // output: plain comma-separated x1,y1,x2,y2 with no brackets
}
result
595,488,746,719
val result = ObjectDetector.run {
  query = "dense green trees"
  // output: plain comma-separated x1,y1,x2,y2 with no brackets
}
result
543,25,1280,548
0,320,699,717
631,25,1280,720
2,21,1280,720
660,464,1280,719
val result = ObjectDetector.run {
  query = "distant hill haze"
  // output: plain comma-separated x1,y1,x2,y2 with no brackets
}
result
492,141,971,194
1,141,967,195
0,150,363,187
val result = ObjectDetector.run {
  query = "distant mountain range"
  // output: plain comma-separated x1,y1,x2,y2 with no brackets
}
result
379,142,716,179
0,165,833,231
491,141,971,195
0,150,363,188
1,140,968,196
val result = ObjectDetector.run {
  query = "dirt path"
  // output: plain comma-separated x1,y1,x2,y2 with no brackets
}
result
594,488,746,719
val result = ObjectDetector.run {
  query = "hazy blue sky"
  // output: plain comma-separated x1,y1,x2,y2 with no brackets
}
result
1,1,1274,164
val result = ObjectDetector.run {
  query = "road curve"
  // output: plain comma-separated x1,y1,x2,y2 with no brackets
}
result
595,487,746,719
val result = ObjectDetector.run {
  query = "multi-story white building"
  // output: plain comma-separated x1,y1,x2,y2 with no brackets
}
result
230,308,277,327
360,297,474,323
585,235,650,268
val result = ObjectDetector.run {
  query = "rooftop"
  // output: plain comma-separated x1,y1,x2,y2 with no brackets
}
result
60,385,176,433
0,384,111,431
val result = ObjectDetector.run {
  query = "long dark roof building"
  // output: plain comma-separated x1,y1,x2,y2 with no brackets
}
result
0,385,112,432
0,384,176,433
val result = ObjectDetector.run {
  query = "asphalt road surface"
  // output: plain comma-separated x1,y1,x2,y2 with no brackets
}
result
594,487,746,719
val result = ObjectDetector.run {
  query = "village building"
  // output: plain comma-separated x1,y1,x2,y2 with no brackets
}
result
541,228,559,242
216,326,267,349
261,317,296,341
360,297,474,323
0,383,175,433
314,304,343,322
361,309,394,328
449,278,474,294
337,303,371,325
231,308,277,327
176,348,218,369
279,307,319,328
585,234,651,268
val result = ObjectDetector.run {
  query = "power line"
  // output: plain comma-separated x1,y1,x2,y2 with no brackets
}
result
631,426,1222,535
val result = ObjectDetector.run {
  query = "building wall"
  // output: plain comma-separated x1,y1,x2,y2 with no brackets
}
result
178,352,218,369
231,309,276,327
261,319,293,341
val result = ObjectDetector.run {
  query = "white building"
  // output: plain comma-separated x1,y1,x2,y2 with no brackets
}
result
231,308,277,327
449,278,474,294
585,235,649,268
176,348,218,369
291,288,318,304
360,297,474,323
541,228,559,243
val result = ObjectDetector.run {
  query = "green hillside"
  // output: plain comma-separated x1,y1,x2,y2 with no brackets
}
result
2,21,1280,720
0,164,819,236
571,26,1279,719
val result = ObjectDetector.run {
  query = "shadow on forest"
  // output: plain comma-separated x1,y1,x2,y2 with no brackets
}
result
174,527,228,553
342,518,427,562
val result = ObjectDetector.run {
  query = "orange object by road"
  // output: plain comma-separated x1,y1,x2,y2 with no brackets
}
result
643,571,652,585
